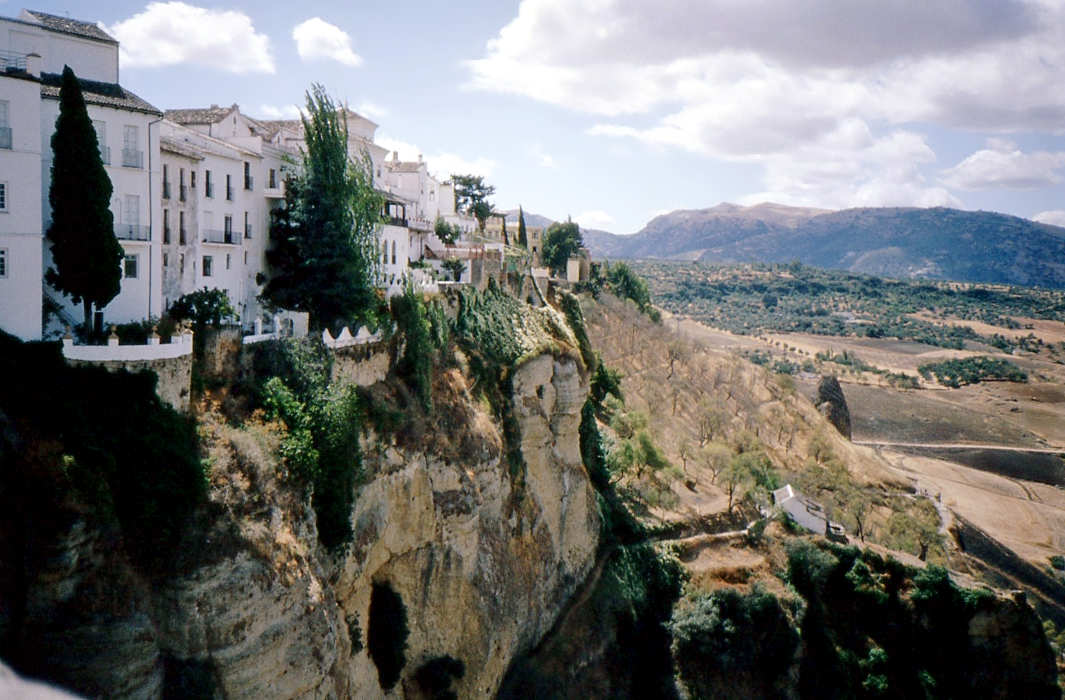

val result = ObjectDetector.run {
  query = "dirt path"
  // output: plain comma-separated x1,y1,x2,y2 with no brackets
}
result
855,440,1065,454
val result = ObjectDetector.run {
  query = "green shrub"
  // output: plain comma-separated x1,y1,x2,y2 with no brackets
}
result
392,286,434,411
917,356,1028,388
169,287,237,327
256,337,363,549
0,332,205,571
670,586,799,697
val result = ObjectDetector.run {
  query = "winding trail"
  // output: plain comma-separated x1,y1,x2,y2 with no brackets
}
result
854,440,1065,454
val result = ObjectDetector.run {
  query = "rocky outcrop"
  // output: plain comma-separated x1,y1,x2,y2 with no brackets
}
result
331,353,599,697
1,351,599,699
815,375,852,440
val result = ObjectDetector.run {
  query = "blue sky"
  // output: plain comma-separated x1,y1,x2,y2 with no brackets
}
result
20,0,1065,233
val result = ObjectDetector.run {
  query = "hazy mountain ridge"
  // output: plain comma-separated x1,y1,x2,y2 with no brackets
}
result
586,203,1065,289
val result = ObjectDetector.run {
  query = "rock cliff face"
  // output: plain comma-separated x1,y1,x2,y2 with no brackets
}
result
1,351,599,698
816,374,852,440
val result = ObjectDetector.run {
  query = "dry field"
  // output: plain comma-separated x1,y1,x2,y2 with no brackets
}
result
659,303,1065,575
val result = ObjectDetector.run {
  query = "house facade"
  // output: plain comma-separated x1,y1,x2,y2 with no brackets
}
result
0,9,162,337
0,8,501,342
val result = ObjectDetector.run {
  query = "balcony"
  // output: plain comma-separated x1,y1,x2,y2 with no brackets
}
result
0,50,26,73
225,185,234,201
264,182,284,199
179,184,187,202
115,223,151,241
409,217,432,232
0,127,10,150
203,228,238,245
205,182,214,198
386,216,407,227
162,181,171,199
244,175,254,191
122,148,143,168
100,146,110,165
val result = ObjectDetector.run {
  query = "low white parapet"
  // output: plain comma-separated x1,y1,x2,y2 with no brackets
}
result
322,325,383,349
62,333,194,362
242,332,277,345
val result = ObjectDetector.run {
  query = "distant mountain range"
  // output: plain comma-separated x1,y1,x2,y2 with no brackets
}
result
577,203,1065,289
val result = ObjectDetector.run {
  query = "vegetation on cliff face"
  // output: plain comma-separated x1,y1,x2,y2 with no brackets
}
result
0,331,205,573
255,338,364,549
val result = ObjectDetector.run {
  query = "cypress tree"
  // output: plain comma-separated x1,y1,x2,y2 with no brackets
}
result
517,206,528,248
45,65,122,332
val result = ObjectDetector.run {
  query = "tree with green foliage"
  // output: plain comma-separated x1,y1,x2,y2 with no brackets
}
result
168,287,236,328
433,216,459,245
541,220,583,275
451,174,495,232
517,206,528,248
262,84,383,330
442,258,465,282
45,65,123,332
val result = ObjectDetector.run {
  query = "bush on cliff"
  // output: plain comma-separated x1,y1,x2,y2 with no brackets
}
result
0,331,205,571
256,337,364,549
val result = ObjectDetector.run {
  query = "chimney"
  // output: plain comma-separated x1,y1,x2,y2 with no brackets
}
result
24,52,40,78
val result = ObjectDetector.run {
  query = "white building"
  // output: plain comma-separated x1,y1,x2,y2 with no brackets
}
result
0,51,43,340
161,106,294,326
0,9,163,338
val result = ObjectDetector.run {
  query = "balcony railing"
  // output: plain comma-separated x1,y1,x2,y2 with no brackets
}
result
100,146,110,165
225,185,234,201
244,223,253,239
115,223,151,241
386,216,407,227
122,148,143,168
179,184,187,202
205,182,214,198
203,228,238,244
162,181,171,199
408,217,432,232
244,175,254,191
0,50,26,73
264,183,284,199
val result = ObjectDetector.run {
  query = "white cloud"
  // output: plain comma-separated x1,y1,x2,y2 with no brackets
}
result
376,135,496,178
357,101,388,121
426,153,497,179
107,2,274,73
575,210,615,229
1033,210,1065,227
375,136,420,161
940,140,1065,189
292,17,362,67
527,143,555,167
258,103,300,120
468,0,1065,209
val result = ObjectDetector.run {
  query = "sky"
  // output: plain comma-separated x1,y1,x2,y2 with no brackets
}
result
20,0,1065,234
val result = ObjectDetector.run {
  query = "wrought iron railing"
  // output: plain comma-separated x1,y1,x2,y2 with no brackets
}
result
115,223,151,241
203,228,238,244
